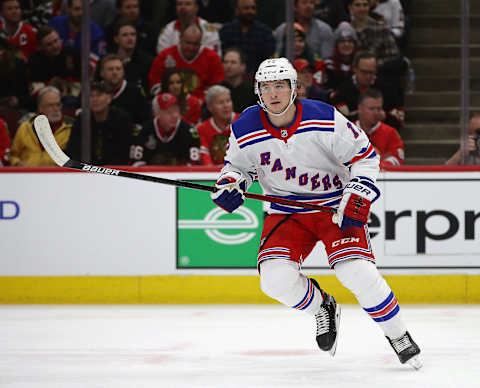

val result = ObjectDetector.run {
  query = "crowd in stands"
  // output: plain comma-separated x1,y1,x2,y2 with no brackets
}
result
0,0,430,169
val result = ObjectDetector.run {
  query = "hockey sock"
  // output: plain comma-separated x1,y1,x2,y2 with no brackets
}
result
334,259,406,339
260,259,323,315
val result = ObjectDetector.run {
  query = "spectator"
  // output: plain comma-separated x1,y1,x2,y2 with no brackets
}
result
197,85,239,165
28,26,81,111
161,68,201,125
446,115,480,165
197,0,235,24
0,37,29,130
22,0,54,31
156,0,221,57
356,88,404,168
314,0,349,29
110,20,153,94
58,0,116,31
347,0,402,72
324,21,357,90
371,0,405,48
274,0,334,60
149,23,225,100
10,86,72,166
219,0,275,77
130,92,201,166
98,53,149,126
0,117,11,166
0,0,37,61
220,47,257,113
329,50,404,128
66,81,133,165
278,23,327,90
48,0,106,71
293,58,329,101
105,0,157,55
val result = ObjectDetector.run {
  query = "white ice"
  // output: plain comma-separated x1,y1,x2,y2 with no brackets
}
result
0,305,479,388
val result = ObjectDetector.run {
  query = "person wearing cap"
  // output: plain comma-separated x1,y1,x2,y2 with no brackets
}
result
129,92,201,166
274,0,334,60
66,81,134,165
293,58,329,102
324,21,358,90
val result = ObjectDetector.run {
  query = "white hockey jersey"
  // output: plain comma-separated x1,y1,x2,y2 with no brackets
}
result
156,18,222,56
220,99,380,214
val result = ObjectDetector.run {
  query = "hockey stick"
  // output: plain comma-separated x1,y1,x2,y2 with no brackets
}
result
34,115,336,213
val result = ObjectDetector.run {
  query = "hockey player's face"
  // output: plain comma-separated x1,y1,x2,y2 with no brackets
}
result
260,80,291,114
1,0,21,23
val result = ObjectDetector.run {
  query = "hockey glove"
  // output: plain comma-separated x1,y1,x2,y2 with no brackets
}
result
333,177,380,231
211,172,247,213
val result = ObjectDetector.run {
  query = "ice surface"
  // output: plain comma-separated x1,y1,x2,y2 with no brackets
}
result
0,305,479,388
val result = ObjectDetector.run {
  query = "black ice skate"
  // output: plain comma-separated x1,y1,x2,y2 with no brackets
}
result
311,278,341,357
387,331,423,370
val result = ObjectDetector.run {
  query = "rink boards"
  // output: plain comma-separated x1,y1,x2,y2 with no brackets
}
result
1,166,479,303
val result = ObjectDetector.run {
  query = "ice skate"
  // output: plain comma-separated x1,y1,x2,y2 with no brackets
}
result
311,279,341,357
387,331,422,370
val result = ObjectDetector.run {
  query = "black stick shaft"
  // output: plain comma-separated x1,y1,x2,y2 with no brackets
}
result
65,160,335,213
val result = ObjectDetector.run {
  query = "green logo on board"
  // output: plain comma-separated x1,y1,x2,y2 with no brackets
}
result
177,181,264,268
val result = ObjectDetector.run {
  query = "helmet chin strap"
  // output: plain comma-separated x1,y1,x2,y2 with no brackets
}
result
258,88,297,117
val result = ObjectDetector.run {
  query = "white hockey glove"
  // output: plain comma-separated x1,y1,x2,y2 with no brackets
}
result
211,172,247,213
333,177,380,231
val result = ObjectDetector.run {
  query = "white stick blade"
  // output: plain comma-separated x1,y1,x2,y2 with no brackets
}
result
33,115,69,166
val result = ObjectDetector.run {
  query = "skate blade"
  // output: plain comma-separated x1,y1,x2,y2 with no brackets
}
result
328,304,341,357
406,355,423,370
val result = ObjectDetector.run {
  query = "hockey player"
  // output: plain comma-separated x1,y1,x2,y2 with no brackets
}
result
211,57,422,369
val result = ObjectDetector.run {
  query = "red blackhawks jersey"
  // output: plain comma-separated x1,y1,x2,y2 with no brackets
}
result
0,119,11,165
0,21,37,60
149,45,225,101
356,120,404,167
197,112,240,165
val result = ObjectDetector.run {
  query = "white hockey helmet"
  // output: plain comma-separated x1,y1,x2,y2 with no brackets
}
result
254,57,298,116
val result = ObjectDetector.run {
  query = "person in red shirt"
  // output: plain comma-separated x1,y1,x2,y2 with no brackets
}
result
197,85,239,165
0,0,37,61
161,67,201,125
356,87,404,168
149,23,224,101
0,118,11,165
